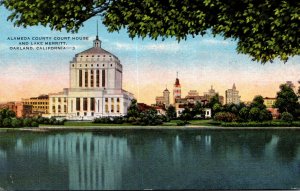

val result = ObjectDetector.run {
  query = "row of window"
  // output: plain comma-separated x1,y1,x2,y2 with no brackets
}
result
72,63,116,68
23,102,48,105
79,69,105,87
32,106,48,109
52,98,67,102
105,98,120,102
52,105,67,113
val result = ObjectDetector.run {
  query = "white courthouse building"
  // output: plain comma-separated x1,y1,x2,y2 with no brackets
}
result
45,35,134,120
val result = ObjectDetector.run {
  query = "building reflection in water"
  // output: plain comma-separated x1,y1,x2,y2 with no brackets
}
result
0,131,299,190
45,133,131,190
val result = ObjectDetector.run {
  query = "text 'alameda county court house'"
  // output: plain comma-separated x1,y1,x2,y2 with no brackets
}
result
44,34,134,120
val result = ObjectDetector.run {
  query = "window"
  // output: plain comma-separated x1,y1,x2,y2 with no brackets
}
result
102,70,105,87
77,112,80,116
76,98,80,111
64,98,66,102
83,98,87,111
90,70,94,87
52,98,55,102
105,105,109,113
90,98,95,111
96,70,99,87
84,112,87,116
85,70,88,87
58,98,61,102
64,105,67,113
79,70,82,87
72,64,74,67
58,105,61,113
117,98,120,102
117,105,120,113
111,105,114,112
91,112,94,116
105,98,108,102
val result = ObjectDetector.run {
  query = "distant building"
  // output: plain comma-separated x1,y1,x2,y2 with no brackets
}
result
155,88,170,108
263,97,276,108
0,102,32,117
173,73,181,104
225,83,241,104
267,108,280,119
203,86,224,105
22,94,49,116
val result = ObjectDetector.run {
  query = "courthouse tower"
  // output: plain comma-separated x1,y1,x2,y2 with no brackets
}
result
47,31,134,120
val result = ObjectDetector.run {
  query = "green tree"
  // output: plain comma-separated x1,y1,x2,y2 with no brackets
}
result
180,107,192,121
274,84,299,117
166,105,177,119
2,0,299,63
248,107,261,121
281,112,294,123
191,101,205,118
11,118,22,128
250,95,266,110
239,107,250,121
126,99,139,118
2,118,12,127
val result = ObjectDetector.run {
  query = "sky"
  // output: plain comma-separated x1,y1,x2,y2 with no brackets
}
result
0,7,299,104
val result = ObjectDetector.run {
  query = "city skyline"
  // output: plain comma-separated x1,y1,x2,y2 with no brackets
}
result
1,7,300,105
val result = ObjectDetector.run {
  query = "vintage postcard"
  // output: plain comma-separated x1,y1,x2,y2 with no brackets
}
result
0,1,300,190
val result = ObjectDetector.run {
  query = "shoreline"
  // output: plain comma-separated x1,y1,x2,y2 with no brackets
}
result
2,125,300,133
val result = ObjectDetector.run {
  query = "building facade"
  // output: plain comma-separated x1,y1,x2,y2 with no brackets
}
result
45,35,134,120
263,97,276,108
203,86,224,105
22,94,49,116
155,88,170,108
0,102,32,117
225,83,241,104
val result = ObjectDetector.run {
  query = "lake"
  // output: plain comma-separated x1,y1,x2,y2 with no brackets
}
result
0,129,300,190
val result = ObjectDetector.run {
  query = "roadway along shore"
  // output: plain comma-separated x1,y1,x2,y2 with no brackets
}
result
1,125,300,133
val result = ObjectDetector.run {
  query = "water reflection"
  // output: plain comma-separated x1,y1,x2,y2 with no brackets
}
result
0,130,299,190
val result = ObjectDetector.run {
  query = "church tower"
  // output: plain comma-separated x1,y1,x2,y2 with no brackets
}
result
173,72,181,104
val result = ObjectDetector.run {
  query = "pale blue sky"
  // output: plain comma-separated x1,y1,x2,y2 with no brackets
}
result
0,6,299,103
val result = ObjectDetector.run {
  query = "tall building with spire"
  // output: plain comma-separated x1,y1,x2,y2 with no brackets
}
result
155,87,170,108
173,72,181,104
46,28,134,120
225,83,241,104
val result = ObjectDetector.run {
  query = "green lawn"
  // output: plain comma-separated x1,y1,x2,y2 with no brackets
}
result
63,121,133,126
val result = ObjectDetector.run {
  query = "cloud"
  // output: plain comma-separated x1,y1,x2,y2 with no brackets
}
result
200,38,235,46
111,41,181,52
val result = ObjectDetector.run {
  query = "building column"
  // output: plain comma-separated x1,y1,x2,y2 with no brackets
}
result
87,98,91,113
80,98,83,114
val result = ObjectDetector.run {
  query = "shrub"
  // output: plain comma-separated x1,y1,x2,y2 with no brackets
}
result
23,118,33,127
11,118,22,128
248,107,261,121
2,118,12,127
214,112,237,122
281,112,294,123
176,120,189,126
31,121,39,127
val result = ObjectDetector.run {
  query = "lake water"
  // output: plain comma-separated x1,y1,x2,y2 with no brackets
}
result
0,129,300,190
